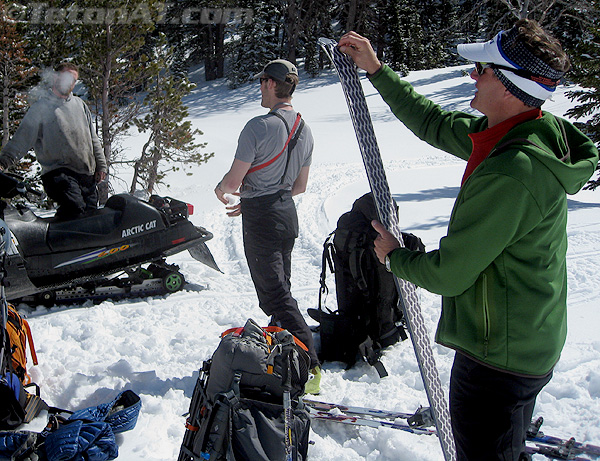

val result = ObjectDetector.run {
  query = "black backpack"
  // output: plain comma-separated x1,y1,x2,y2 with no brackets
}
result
178,319,311,461
308,193,425,377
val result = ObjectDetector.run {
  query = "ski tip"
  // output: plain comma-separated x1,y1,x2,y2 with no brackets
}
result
318,37,337,48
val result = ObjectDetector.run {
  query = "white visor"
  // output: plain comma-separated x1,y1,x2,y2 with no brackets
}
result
457,31,556,102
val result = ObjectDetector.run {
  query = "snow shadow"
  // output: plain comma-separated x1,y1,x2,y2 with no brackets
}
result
392,186,460,203
567,199,600,211
429,82,477,112
407,67,470,88
52,360,201,411
184,69,343,118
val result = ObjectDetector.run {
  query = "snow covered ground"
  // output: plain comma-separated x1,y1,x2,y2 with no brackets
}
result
18,63,600,460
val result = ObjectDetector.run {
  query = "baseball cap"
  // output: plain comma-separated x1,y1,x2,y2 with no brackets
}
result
254,59,298,83
457,26,566,107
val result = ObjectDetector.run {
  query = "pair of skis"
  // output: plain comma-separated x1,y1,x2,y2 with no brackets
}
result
304,398,600,460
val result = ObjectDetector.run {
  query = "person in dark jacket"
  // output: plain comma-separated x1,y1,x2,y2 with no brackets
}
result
0,62,107,219
339,20,598,460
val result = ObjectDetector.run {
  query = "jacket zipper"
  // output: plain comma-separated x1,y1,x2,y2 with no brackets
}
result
482,273,490,358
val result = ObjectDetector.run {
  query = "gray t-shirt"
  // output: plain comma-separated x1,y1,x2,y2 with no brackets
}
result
235,108,313,198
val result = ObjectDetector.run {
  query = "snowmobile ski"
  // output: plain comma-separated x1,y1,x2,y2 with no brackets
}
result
318,37,456,461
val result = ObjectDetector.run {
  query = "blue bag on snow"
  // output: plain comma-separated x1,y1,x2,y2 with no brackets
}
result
44,419,118,461
68,389,142,434
0,430,36,457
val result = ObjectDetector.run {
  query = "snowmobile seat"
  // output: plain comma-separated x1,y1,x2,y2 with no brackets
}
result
46,207,123,253
4,207,51,257
104,194,127,211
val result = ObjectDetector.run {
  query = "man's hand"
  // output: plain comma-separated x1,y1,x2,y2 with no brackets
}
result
338,31,382,75
214,182,228,205
226,202,241,217
95,171,106,183
372,220,400,264
215,185,241,218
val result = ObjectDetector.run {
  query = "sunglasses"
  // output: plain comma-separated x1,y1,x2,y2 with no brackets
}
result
474,62,559,87
475,62,493,75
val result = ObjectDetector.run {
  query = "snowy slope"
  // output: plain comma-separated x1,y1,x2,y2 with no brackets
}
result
18,64,600,460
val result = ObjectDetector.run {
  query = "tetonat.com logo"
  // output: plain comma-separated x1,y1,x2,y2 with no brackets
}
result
2,3,254,25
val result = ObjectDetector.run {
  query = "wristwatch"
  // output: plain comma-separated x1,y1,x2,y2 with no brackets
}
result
384,253,392,272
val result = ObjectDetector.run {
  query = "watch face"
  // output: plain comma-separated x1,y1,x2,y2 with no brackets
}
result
385,255,391,271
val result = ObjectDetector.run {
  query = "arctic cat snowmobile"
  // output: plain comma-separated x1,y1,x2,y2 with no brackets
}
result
0,172,220,306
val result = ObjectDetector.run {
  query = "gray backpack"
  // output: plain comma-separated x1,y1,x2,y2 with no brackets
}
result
178,319,311,461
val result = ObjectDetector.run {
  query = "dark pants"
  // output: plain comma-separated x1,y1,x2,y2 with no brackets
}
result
42,168,98,220
241,191,319,369
450,352,552,461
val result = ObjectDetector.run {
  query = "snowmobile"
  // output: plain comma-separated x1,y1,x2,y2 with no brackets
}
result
0,171,220,306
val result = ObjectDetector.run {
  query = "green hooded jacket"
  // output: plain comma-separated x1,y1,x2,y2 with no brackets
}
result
370,65,598,376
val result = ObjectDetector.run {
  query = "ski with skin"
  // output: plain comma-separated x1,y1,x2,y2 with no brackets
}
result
305,398,600,460
303,398,419,421
318,37,456,461
525,444,597,460
307,406,438,436
309,410,596,460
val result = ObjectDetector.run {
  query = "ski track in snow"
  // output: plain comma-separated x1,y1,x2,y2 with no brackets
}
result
13,65,600,460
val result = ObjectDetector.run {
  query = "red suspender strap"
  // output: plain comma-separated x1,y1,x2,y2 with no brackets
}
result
246,113,302,175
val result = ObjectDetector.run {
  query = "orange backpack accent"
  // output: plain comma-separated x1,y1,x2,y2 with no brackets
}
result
6,304,38,385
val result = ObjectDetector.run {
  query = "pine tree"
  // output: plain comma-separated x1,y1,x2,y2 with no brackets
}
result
73,0,163,202
0,3,36,147
160,0,243,81
564,1,600,189
384,0,425,75
302,0,334,77
131,36,213,195
18,0,78,70
227,0,281,88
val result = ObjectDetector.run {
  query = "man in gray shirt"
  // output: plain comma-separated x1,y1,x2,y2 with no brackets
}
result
215,59,320,393
0,62,107,219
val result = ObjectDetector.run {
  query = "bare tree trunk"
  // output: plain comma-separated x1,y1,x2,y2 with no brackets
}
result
520,0,530,18
346,0,357,32
98,24,113,204
147,146,162,196
2,71,9,148
205,24,226,81
130,136,152,194
286,0,299,63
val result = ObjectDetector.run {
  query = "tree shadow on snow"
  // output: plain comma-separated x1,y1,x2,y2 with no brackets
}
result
393,187,460,203
51,360,201,412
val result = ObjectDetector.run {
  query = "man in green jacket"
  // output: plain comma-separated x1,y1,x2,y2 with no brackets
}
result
339,20,598,460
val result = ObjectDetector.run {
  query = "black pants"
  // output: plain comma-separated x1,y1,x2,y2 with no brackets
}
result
42,168,98,219
450,352,552,461
241,191,319,369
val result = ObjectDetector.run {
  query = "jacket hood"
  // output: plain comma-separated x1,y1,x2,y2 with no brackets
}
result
499,113,598,195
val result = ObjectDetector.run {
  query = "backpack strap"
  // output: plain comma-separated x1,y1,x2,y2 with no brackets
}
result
346,233,370,293
318,232,335,313
22,319,38,367
263,326,309,352
22,383,50,423
245,113,304,183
